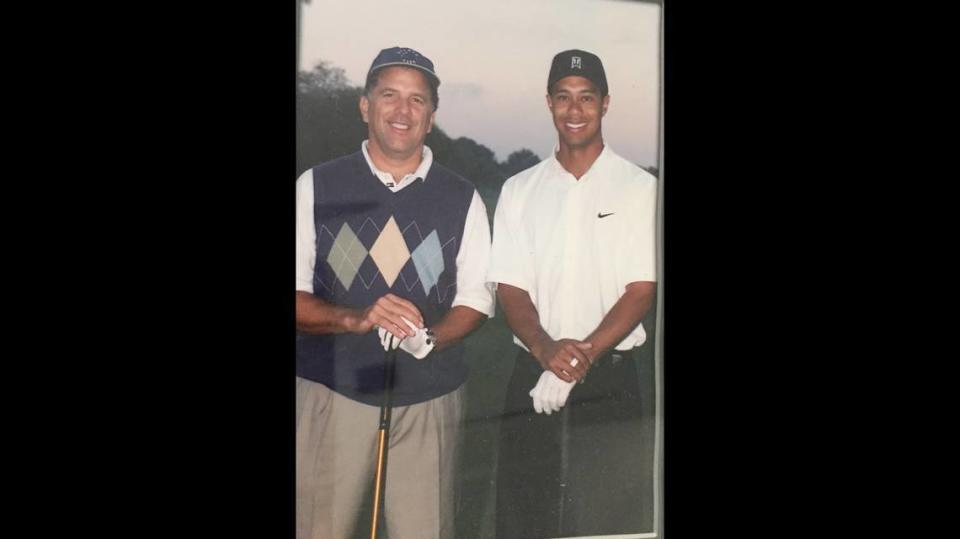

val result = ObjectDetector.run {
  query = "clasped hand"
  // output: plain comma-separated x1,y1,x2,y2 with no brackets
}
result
528,370,575,414
535,338,593,383
377,317,435,359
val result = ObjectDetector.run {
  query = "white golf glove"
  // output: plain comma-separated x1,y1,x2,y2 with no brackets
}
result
377,325,402,350
528,370,575,415
377,317,436,359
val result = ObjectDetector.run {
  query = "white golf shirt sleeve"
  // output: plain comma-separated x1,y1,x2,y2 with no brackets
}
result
487,178,534,293
452,191,496,316
616,173,658,289
296,168,317,294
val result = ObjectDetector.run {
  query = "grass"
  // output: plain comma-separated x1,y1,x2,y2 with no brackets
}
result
457,305,517,538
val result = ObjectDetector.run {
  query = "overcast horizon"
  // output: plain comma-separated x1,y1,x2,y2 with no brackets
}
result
299,0,661,168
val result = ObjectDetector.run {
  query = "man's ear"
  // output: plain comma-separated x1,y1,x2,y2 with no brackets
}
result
601,94,610,117
546,94,553,110
359,95,370,123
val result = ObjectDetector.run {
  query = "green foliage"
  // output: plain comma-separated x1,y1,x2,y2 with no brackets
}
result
501,149,541,179
296,62,367,176
427,130,509,212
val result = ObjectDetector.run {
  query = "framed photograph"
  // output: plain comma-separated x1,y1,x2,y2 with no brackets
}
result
297,1,663,537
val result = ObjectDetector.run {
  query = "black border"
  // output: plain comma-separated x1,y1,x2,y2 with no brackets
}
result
122,1,853,536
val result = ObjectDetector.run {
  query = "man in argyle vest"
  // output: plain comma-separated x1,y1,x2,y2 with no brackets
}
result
295,46,494,539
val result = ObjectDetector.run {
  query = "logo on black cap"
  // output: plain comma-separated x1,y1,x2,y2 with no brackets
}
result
548,49,608,96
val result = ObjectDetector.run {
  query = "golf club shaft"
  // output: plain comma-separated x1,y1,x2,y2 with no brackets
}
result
370,429,388,539
370,341,398,539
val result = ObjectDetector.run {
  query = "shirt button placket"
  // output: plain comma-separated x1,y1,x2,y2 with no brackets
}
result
561,180,583,335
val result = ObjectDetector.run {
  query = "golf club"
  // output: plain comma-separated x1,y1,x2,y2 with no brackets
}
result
370,333,398,539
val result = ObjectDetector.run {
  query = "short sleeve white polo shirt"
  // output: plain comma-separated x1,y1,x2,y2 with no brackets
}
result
487,144,657,350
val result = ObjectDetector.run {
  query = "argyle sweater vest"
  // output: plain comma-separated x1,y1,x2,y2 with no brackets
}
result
296,151,475,406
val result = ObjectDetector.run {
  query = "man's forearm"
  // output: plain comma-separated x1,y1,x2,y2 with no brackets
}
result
583,281,656,360
297,290,427,337
496,283,552,358
296,291,362,335
497,283,593,381
431,305,488,352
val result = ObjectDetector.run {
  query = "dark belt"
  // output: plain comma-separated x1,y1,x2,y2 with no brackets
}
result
593,348,636,367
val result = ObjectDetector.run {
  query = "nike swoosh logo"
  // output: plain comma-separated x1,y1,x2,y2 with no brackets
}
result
598,212,615,218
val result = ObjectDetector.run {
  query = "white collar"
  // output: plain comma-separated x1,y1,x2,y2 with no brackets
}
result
549,142,612,178
361,140,433,186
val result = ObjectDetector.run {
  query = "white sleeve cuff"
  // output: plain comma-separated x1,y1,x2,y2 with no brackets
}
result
485,273,530,294
451,286,496,318
296,282,314,294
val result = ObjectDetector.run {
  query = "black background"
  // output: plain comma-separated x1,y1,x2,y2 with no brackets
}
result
51,1,913,536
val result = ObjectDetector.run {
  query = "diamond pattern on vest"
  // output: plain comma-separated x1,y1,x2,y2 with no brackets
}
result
319,216,459,297
368,216,411,288
326,222,368,290
411,229,445,295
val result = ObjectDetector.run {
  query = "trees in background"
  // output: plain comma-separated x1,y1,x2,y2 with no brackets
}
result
296,61,542,212
296,62,367,176
500,149,541,179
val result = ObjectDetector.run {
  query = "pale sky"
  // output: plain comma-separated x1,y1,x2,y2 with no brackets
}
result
298,0,661,168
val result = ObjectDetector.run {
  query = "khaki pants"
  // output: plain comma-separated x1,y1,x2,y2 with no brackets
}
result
296,377,463,539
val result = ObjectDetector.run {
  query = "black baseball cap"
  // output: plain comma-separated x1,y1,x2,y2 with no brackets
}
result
367,46,440,86
547,49,607,96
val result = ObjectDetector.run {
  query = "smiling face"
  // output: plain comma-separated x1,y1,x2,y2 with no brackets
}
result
360,66,436,163
547,75,609,152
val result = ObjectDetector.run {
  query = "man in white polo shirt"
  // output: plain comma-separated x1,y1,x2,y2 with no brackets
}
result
488,49,657,538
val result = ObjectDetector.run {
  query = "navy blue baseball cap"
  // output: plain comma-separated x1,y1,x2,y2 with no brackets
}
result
367,46,440,86
547,49,608,96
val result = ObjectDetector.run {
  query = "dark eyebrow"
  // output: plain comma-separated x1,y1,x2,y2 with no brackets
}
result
552,86,599,97
377,86,426,100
